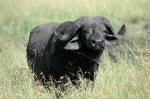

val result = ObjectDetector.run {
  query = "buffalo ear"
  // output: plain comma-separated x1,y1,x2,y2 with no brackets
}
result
116,24,127,40
64,36,81,50
105,24,127,47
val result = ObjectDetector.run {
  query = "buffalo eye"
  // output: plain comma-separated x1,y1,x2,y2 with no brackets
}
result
103,30,117,41
103,30,109,34
105,35,117,41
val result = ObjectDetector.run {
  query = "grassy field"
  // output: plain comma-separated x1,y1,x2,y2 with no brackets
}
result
0,0,150,99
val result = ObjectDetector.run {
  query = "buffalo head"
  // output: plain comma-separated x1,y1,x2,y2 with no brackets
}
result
63,16,126,51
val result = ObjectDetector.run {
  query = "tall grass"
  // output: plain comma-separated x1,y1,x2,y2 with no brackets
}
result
0,0,150,99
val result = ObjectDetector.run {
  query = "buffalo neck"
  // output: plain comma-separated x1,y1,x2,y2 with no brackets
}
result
79,47,104,62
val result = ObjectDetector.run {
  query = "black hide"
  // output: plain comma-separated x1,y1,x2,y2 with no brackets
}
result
27,16,126,87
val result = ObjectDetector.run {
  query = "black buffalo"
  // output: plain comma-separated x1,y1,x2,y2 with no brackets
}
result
27,16,126,87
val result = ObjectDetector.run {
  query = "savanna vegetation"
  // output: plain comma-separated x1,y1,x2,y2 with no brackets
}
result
0,0,150,99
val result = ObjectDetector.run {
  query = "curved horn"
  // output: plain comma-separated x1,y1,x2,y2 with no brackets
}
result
95,16,115,35
55,16,90,50
74,16,90,30
94,16,127,47
55,16,90,41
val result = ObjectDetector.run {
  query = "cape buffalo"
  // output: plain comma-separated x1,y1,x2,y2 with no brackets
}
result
27,16,126,88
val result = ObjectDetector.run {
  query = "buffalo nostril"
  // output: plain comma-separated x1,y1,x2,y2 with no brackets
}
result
95,39,103,43
91,39,103,44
